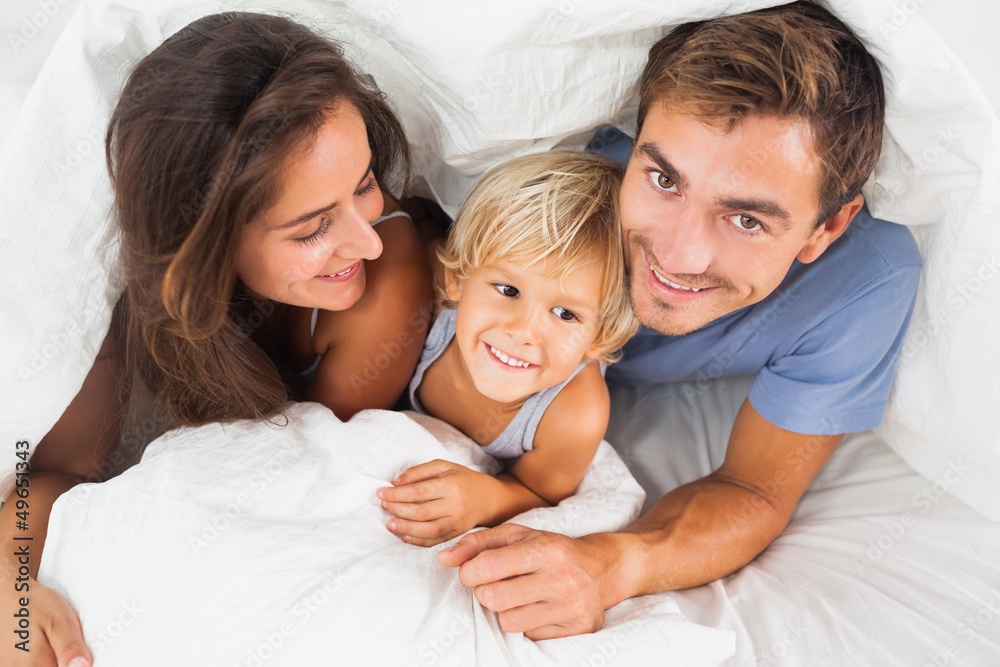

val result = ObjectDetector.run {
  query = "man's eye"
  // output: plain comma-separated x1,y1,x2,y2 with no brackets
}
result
650,171,678,193
552,307,578,322
494,283,519,298
727,214,762,232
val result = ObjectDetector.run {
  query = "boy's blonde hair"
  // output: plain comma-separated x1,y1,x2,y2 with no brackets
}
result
440,151,638,363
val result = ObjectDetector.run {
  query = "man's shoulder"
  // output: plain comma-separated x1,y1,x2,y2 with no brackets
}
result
825,208,923,276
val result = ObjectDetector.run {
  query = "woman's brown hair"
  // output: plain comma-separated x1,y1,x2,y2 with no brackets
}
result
107,11,410,426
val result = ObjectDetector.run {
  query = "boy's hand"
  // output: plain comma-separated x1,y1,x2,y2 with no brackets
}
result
377,460,502,547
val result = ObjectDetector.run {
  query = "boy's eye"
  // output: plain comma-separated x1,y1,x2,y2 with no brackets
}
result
494,283,519,298
552,307,578,322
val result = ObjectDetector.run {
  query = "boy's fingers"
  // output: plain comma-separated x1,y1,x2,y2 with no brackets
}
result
401,534,451,548
391,459,453,485
378,479,441,503
386,516,452,540
382,498,447,521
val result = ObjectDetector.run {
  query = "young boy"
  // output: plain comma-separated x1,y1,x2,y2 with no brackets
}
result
377,151,638,546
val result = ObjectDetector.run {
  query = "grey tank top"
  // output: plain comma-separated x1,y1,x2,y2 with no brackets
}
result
408,307,588,459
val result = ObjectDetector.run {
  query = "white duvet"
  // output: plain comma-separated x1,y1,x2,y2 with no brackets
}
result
39,404,735,666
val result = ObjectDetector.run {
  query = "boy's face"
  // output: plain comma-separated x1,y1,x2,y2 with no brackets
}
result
620,108,838,335
445,257,604,404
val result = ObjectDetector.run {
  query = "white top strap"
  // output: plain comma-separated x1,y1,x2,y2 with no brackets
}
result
373,209,413,226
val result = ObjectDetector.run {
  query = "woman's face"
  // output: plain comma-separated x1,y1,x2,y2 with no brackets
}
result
236,103,385,310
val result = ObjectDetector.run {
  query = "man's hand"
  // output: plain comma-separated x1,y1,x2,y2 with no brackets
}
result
0,574,91,667
438,524,624,639
378,460,505,547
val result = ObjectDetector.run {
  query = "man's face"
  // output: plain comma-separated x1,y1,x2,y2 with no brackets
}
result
620,108,832,336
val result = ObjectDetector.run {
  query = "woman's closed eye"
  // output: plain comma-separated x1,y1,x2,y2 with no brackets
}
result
355,175,378,198
493,283,519,298
295,218,330,246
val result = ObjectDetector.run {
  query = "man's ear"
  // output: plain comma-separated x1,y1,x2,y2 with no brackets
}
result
797,193,864,264
443,266,463,302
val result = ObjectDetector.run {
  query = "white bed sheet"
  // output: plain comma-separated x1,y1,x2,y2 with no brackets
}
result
39,404,736,666
607,376,1000,666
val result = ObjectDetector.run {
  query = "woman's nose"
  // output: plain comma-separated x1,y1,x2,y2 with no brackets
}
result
338,205,383,261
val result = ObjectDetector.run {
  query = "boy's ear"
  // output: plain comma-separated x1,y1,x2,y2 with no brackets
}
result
797,193,864,264
443,266,463,302
582,343,603,362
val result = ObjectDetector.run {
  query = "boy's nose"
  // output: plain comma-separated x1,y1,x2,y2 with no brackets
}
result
503,307,543,345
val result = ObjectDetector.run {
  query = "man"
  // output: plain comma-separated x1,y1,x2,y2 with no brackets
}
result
438,1,922,639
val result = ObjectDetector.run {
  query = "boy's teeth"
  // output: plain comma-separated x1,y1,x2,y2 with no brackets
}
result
489,345,531,368
652,267,702,292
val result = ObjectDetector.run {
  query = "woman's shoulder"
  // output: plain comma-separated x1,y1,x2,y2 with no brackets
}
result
312,205,432,353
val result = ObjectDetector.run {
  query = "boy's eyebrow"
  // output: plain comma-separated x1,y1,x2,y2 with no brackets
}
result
270,158,375,231
637,141,792,228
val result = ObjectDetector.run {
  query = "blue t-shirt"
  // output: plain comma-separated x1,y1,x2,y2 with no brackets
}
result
591,126,923,435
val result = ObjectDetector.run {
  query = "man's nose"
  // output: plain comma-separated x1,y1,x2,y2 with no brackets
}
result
655,206,714,275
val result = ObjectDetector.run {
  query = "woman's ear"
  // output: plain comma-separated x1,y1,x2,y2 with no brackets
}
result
443,266,463,302
797,193,864,264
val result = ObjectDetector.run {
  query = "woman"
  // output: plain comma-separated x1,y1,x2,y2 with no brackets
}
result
0,12,431,667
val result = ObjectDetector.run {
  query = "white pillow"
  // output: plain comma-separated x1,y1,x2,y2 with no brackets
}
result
1,0,998,520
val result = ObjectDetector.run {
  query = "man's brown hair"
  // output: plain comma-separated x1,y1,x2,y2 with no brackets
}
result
637,1,885,224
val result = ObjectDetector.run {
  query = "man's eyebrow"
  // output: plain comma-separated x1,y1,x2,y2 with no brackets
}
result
714,196,792,228
634,142,689,190
271,158,374,230
637,142,792,229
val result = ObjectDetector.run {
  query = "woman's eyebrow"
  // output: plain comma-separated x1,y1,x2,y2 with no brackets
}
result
271,158,375,230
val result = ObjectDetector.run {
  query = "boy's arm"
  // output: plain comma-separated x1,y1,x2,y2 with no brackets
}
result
505,362,608,505
438,399,843,639
379,364,609,546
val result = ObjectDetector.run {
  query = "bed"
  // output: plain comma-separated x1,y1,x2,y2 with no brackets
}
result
1,0,998,665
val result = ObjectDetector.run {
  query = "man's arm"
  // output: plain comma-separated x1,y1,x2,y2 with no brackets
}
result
439,398,842,639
